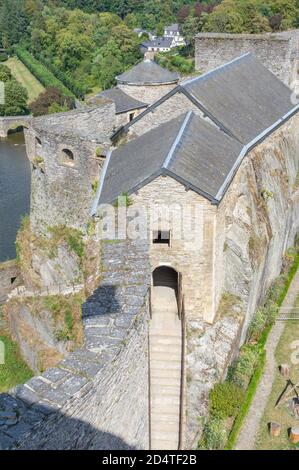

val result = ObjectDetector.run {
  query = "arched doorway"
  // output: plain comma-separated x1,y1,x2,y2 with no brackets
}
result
153,266,178,292
149,266,183,450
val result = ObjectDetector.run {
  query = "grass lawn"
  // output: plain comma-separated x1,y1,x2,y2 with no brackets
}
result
5,57,44,104
0,331,33,393
255,294,299,450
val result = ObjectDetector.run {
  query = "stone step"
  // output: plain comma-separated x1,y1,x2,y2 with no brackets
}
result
150,343,182,354
151,412,180,425
151,439,178,450
150,375,181,387
150,368,182,380
150,384,181,396
149,335,181,345
151,395,180,407
150,350,181,360
151,424,179,437
150,359,181,370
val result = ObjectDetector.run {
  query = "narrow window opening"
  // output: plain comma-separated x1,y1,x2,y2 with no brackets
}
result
153,230,171,246
10,277,17,285
61,148,75,166
35,137,42,146
129,112,135,122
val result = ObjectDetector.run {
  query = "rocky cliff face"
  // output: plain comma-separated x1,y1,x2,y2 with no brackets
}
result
184,114,299,448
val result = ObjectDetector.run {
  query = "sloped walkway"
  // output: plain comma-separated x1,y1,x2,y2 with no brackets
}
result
235,268,299,450
149,286,181,450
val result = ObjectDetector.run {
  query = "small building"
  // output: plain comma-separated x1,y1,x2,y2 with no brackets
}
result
141,37,174,54
116,59,180,105
88,87,148,127
134,28,157,41
164,23,186,47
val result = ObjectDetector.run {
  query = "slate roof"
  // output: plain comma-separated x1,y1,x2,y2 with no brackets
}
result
180,53,295,144
96,53,299,212
97,112,244,206
116,59,179,85
96,88,147,114
142,38,174,50
165,23,180,32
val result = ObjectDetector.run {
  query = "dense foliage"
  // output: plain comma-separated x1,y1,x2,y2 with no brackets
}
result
0,63,28,116
29,86,74,116
1,0,298,95
16,47,75,97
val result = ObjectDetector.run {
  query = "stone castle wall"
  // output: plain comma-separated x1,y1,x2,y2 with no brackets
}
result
25,103,116,235
195,32,299,86
118,82,177,106
0,237,151,450
126,91,208,140
129,113,299,448
132,176,217,323
0,261,21,304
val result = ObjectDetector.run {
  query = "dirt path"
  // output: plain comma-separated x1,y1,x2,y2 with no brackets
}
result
235,268,299,450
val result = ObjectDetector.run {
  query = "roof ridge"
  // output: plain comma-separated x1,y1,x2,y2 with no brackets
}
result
162,111,193,169
181,52,252,87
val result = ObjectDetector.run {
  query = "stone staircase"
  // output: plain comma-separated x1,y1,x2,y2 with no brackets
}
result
149,286,182,450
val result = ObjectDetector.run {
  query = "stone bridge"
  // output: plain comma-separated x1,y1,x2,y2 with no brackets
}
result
0,116,32,138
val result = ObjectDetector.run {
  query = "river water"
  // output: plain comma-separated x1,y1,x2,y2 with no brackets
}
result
0,133,31,262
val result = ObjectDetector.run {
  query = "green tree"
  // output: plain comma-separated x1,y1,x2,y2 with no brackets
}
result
203,0,246,33
0,80,28,116
0,64,12,82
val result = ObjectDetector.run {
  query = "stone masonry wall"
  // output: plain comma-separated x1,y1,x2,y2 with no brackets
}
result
0,116,32,138
216,113,299,337
0,237,151,450
127,91,209,140
132,176,217,323
0,261,21,304
195,32,299,86
118,83,177,106
24,103,116,235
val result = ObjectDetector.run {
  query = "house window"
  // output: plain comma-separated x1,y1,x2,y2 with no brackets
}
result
153,230,171,246
129,112,135,122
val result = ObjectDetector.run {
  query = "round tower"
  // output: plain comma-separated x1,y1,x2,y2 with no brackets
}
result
116,59,180,105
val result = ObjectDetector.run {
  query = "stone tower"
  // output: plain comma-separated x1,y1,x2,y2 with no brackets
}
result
116,59,180,105
24,100,116,235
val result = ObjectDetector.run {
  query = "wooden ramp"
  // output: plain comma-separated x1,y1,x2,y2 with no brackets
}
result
149,285,182,450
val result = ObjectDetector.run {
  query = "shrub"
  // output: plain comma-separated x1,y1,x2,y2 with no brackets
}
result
0,52,8,62
228,345,260,389
29,86,74,117
0,64,12,82
15,47,74,98
199,417,228,450
209,382,245,419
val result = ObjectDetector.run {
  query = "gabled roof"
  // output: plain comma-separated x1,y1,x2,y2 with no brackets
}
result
95,88,147,114
94,112,244,208
116,59,179,86
116,53,296,146
181,53,295,144
165,23,180,32
142,37,174,49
